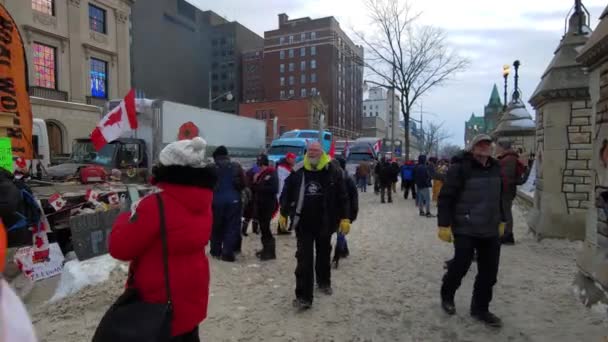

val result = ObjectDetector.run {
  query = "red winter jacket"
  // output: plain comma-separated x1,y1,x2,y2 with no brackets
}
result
109,183,213,336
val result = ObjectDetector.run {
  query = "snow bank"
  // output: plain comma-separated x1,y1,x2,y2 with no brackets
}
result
50,254,120,302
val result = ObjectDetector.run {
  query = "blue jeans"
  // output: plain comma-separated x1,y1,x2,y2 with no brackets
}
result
358,176,368,192
417,187,431,213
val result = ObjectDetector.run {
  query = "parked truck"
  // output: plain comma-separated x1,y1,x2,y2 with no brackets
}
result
267,129,332,164
45,99,266,181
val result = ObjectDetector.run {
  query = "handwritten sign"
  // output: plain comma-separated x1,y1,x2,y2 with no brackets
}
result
0,137,12,172
14,242,64,282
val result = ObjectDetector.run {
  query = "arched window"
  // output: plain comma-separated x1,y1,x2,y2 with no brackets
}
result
46,120,64,157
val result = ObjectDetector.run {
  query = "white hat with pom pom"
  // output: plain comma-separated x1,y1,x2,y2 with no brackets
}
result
159,137,208,168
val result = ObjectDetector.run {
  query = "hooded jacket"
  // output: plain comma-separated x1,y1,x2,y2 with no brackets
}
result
401,161,415,181
280,153,349,231
437,152,504,238
498,150,524,200
253,166,279,218
109,179,214,336
414,155,432,189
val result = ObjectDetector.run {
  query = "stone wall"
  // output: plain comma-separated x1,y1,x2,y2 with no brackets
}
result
563,100,594,213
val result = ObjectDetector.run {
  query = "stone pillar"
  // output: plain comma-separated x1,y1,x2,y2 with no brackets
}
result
67,0,85,103
114,8,131,97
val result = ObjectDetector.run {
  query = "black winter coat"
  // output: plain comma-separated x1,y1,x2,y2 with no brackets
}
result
343,170,359,222
437,152,505,238
375,161,394,186
253,167,279,218
280,162,349,231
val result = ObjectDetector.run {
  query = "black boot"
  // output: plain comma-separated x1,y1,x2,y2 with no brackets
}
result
471,311,502,328
441,299,456,315
256,240,276,261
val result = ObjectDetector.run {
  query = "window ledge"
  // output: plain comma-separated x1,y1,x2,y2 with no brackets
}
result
89,31,109,45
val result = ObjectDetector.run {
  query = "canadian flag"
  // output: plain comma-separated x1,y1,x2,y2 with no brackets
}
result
328,140,336,159
107,192,120,206
90,89,138,151
373,140,382,153
48,193,66,211
85,189,100,203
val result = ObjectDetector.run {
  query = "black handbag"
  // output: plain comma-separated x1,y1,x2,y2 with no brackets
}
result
92,193,173,342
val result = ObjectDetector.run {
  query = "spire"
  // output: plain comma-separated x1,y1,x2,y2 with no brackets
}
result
568,0,590,35
488,84,502,107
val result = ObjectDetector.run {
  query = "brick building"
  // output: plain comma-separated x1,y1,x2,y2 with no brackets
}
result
242,49,264,103
239,97,326,145
261,13,364,139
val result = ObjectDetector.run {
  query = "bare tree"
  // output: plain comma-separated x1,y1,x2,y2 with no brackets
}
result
415,121,452,156
356,0,469,159
439,144,463,159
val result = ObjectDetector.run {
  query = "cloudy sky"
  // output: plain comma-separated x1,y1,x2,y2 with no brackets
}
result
187,0,606,146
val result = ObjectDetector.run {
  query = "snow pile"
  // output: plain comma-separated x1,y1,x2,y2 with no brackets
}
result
50,254,120,302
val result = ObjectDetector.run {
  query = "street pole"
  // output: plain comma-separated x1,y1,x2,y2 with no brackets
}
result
502,65,510,112
391,55,396,157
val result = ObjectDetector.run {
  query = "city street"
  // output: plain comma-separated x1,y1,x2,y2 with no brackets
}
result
29,189,608,342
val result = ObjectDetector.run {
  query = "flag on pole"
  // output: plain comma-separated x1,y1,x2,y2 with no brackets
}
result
373,140,382,154
90,89,138,151
328,139,336,159
343,139,351,158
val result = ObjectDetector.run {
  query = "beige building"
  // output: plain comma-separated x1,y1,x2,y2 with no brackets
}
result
1,0,133,156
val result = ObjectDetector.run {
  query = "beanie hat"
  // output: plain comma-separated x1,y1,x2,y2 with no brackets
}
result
212,145,229,159
159,137,207,168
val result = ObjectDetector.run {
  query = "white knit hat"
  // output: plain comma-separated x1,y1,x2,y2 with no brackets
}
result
159,137,208,168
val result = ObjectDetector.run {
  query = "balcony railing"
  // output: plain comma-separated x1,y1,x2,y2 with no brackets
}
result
29,86,68,101
86,96,108,108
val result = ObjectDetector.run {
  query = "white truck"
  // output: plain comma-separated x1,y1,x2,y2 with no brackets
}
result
45,99,266,180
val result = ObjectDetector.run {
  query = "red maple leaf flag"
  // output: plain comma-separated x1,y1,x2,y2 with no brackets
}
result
328,139,336,159
91,89,138,151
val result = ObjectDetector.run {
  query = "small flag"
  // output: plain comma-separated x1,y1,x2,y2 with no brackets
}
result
328,140,336,159
107,192,120,206
48,193,66,211
85,189,100,203
344,140,351,158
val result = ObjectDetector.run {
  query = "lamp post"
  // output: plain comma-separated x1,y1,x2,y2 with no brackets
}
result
513,60,521,101
502,64,510,111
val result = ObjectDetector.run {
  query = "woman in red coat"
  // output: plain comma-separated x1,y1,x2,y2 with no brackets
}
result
109,137,217,342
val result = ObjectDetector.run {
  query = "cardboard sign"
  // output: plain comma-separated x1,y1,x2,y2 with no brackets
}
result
14,242,64,282
0,137,12,172
70,208,120,261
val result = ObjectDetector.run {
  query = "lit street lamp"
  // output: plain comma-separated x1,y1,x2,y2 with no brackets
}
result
502,64,510,111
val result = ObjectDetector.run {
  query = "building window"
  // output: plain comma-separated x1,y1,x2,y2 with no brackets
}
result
301,88,307,97
311,46,317,56
289,49,294,58
311,32,317,40
311,60,317,69
280,77,285,86
177,0,196,21
289,89,295,97
301,74,306,84
280,90,286,99
311,87,317,95
32,0,54,16
311,73,317,83
289,76,294,86
300,47,306,57
300,61,306,71
363,105,366,110
32,43,57,89
301,33,306,41
279,37,285,45
90,58,108,98
280,64,285,73
289,63,295,72
280,50,285,59
289,35,294,44
89,4,107,34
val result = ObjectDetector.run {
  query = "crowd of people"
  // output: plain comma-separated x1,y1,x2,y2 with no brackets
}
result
0,133,531,340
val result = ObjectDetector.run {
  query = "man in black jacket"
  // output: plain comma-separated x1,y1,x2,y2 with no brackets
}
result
437,134,505,328
253,154,279,261
279,142,350,310
375,157,393,203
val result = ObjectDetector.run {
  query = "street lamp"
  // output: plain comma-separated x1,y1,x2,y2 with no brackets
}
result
211,91,234,104
502,64,510,111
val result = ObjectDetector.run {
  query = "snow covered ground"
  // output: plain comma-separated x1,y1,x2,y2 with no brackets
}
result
28,190,607,341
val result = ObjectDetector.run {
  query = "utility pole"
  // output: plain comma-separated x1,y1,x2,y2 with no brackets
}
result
390,55,396,157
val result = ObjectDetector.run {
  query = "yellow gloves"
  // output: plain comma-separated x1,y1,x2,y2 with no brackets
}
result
339,219,351,235
438,227,453,243
278,215,288,231
499,222,506,237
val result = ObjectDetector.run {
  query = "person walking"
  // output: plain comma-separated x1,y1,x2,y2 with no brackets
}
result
279,142,350,310
414,155,433,217
390,159,400,193
109,137,217,341
333,157,359,266
253,154,279,261
276,153,296,234
242,164,260,236
357,160,371,192
375,157,393,203
496,140,526,245
210,146,247,262
437,134,506,328
401,160,417,200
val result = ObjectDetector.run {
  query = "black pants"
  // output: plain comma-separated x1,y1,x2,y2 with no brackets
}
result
501,196,514,243
295,225,332,303
380,184,392,202
170,327,199,342
441,235,501,313
403,180,416,199
258,207,275,247
211,201,242,258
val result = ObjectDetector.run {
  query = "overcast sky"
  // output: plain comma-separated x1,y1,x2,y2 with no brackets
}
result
187,0,606,146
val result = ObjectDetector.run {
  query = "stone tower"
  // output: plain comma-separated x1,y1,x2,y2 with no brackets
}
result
528,1,592,240
484,84,503,132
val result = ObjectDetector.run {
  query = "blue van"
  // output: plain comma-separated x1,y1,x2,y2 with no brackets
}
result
267,130,333,164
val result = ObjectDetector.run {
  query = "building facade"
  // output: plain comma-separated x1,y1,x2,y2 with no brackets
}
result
242,49,264,104
262,13,364,139
239,97,326,145
361,116,386,138
362,86,400,140
4,0,133,156
464,113,485,147
131,1,263,113
484,84,503,132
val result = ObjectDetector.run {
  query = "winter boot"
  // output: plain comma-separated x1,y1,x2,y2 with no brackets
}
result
292,298,312,311
256,240,276,261
471,311,502,328
441,299,456,315
319,285,333,296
